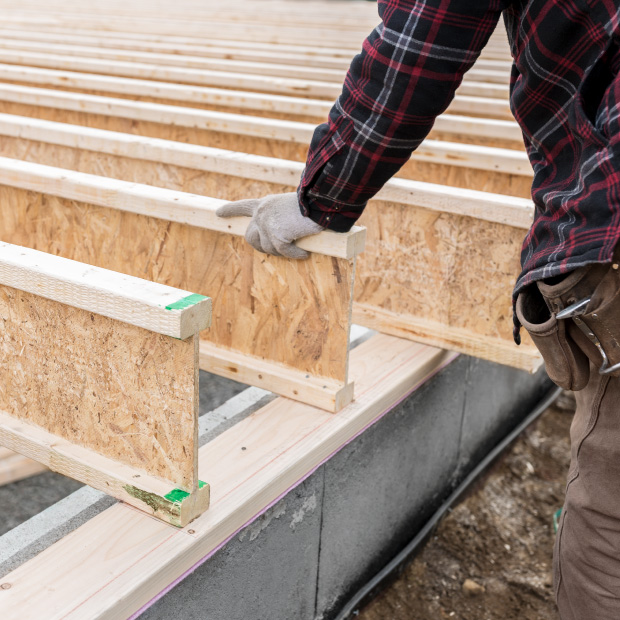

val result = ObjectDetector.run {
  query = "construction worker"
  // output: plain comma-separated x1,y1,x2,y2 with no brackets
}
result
217,2,620,617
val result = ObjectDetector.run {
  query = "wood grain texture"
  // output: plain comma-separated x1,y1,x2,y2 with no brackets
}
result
0,408,208,525
0,241,212,339
353,200,541,369
0,335,457,620
0,186,354,384
0,284,198,489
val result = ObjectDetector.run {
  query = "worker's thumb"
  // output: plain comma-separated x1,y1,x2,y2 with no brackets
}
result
216,199,260,218
279,243,310,260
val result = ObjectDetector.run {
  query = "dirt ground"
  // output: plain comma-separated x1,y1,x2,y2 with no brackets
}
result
358,393,575,620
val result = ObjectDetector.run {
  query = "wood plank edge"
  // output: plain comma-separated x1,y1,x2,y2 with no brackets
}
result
0,156,361,260
199,340,354,412
353,303,543,373
0,410,209,527
0,242,212,338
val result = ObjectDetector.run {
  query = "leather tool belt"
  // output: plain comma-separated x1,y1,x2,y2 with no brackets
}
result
517,255,620,391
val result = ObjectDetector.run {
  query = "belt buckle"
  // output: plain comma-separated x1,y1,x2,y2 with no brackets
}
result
556,297,620,375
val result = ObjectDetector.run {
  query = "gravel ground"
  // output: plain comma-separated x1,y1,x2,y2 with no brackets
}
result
358,394,575,620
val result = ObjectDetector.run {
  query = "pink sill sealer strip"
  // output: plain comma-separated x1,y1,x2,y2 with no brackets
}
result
129,352,459,619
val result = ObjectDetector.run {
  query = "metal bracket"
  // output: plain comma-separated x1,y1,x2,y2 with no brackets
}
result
556,297,620,375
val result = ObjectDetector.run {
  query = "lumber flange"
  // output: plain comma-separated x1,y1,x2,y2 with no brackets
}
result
0,334,458,620
0,410,209,527
0,157,365,260
199,341,355,413
0,241,212,339
353,304,542,373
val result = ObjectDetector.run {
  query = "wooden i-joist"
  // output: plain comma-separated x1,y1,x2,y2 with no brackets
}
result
0,111,539,371
0,0,531,507
0,242,212,526
0,2,543,617
0,156,365,412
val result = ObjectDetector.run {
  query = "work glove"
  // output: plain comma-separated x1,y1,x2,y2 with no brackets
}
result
216,192,324,259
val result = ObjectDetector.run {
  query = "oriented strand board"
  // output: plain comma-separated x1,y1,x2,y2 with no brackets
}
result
0,186,353,384
353,200,540,369
0,107,532,198
0,284,198,489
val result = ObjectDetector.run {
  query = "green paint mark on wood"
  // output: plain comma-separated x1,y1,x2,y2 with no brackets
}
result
164,480,207,504
164,487,190,504
123,481,207,527
165,293,208,311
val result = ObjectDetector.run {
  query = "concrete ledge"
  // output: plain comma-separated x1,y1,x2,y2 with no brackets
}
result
139,357,551,620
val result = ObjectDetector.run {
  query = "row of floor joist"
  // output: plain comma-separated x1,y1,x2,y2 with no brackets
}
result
0,0,532,490
0,1,529,617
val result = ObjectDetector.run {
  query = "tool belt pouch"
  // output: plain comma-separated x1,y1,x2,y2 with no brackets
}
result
579,266,620,376
516,288,590,390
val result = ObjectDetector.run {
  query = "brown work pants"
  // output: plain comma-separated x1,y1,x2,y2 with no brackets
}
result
519,262,620,618
554,367,620,619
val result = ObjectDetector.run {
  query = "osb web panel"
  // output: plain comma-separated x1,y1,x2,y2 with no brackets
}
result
0,102,532,198
0,136,292,199
354,200,535,349
0,83,525,149
0,81,324,123
0,186,352,381
0,284,197,489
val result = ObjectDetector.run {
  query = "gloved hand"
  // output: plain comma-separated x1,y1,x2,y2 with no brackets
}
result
216,192,324,259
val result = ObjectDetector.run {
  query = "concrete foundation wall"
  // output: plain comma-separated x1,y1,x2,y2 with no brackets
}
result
141,357,551,620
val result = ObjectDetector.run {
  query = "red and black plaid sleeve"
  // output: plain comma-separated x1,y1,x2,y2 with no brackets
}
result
299,0,620,344
297,0,508,232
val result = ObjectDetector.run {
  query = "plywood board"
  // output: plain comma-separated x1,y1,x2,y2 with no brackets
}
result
0,186,355,397
0,284,198,489
353,200,541,369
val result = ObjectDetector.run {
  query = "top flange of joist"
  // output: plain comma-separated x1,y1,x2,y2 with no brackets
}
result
0,157,366,260
0,241,212,339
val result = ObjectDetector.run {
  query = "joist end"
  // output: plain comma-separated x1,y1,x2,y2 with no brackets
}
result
167,293,212,339
296,225,366,260
124,480,211,527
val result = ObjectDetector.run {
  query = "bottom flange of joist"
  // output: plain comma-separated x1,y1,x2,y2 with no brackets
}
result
0,448,47,486
353,303,543,373
199,340,355,413
0,410,210,527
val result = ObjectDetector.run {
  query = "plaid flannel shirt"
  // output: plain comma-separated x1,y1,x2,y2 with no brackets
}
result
297,0,620,342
